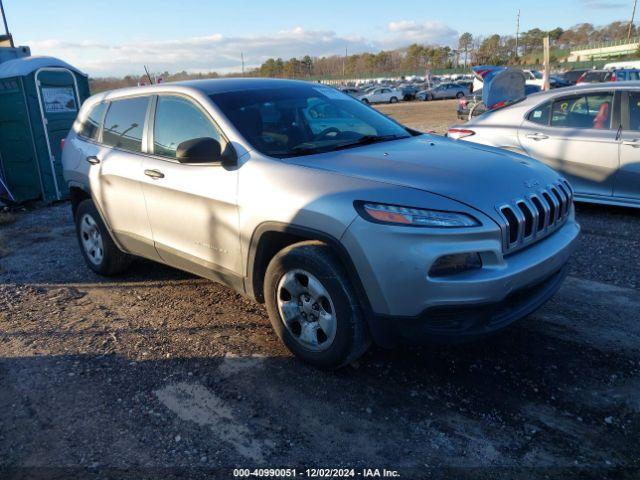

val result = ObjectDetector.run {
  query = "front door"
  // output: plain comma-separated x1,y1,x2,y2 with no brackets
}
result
519,91,619,198
36,68,80,200
140,94,241,281
615,90,640,203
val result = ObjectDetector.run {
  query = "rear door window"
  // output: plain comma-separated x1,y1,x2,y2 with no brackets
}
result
550,93,613,129
102,96,150,152
628,92,640,131
78,102,107,141
153,95,223,159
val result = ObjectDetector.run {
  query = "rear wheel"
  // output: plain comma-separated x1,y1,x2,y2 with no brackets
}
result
264,241,370,369
389,96,398,103
75,199,132,276
456,91,465,99
361,98,370,104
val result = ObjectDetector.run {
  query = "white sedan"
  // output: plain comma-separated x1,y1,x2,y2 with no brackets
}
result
356,87,401,104
448,82,640,208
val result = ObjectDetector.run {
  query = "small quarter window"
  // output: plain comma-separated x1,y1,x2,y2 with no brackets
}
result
78,102,107,141
528,102,551,125
102,96,149,152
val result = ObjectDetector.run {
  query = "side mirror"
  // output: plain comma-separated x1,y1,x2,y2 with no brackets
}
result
176,137,222,164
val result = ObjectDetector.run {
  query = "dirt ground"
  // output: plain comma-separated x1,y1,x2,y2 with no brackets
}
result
376,99,461,134
1,100,639,479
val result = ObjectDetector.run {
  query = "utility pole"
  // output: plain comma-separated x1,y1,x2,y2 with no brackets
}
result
627,0,637,43
0,0,14,47
542,36,551,91
515,9,520,60
241,52,245,76
343,46,347,77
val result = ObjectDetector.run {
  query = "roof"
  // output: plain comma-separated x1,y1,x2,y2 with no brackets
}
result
0,55,86,80
172,77,318,94
82,77,323,109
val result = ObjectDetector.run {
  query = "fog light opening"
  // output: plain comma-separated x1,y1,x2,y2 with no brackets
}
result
429,253,483,277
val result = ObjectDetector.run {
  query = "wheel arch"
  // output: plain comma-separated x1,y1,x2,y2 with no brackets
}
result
68,184,91,217
246,222,373,318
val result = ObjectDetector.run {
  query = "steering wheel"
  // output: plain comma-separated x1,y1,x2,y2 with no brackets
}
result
315,127,341,140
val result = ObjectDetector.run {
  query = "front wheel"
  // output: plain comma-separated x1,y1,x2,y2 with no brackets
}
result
264,241,370,369
361,98,370,104
456,91,465,99
75,199,132,276
389,96,398,103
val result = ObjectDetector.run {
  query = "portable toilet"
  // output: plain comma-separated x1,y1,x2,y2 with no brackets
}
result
0,55,90,202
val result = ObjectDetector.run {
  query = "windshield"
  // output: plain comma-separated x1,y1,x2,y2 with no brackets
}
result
209,85,411,158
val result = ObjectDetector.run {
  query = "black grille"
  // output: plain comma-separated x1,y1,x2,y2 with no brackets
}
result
497,180,573,253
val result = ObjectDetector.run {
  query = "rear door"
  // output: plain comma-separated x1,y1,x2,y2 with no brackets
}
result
518,91,619,198
615,90,640,202
88,95,160,260
36,68,81,199
140,94,241,280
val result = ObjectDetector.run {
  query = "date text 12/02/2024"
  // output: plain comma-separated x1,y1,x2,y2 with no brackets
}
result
233,468,401,478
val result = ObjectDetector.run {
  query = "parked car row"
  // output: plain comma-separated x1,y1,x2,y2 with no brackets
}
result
337,75,476,104
556,67,640,85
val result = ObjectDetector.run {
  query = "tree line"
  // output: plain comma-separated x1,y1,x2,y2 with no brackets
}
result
247,21,640,77
90,21,639,91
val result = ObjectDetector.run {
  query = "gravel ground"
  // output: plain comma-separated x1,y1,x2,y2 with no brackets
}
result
1,101,639,479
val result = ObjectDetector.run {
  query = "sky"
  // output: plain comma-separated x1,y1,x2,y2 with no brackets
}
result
2,0,637,76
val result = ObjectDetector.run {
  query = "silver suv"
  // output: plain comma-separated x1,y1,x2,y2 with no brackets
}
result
62,78,580,368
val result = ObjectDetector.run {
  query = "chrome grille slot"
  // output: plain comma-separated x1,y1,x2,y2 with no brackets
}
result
530,196,547,231
542,192,557,223
517,201,534,237
551,187,565,217
501,206,520,244
496,180,573,253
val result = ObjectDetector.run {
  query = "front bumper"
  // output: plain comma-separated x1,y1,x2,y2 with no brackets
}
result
370,264,568,346
341,216,580,346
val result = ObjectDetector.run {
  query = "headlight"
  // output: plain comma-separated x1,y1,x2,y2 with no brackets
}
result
357,202,480,228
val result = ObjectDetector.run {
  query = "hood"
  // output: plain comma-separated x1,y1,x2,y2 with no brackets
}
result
288,136,562,221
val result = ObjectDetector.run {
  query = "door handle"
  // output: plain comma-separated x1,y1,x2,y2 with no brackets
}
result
525,133,549,141
144,169,165,179
622,139,640,148
86,155,101,165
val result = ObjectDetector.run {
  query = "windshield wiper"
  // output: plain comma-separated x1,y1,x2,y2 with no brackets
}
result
330,134,408,151
285,134,408,158
286,144,331,156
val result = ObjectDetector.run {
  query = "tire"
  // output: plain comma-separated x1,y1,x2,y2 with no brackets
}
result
74,199,132,276
456,91,465,99
264,241,370,369
361,98,370,104
389,96,398,104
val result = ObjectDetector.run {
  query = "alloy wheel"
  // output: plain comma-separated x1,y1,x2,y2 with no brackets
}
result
276,269,337,352
80,213,104,265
